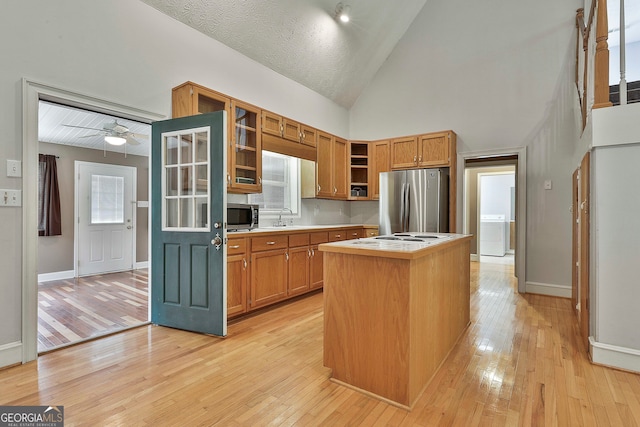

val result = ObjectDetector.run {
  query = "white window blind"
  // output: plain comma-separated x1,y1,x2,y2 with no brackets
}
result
91,174,124,224
249,151,299,214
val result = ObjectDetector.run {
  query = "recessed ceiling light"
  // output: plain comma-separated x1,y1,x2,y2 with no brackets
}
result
335,2,351,23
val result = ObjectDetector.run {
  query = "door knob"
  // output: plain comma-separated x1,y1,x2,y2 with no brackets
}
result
211,233,222,251
127,225,132,229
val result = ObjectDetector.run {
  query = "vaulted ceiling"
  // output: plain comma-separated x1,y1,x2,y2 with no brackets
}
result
140,0,429,108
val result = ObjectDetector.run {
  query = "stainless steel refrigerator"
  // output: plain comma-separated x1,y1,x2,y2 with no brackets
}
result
379,168,449,235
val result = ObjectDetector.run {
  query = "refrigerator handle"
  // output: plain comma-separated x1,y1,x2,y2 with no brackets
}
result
399,183,406,233
404,183,410,232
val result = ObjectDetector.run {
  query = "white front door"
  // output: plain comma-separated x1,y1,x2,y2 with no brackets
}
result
76,162,136,276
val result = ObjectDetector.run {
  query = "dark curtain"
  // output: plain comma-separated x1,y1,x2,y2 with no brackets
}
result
38,154,62,236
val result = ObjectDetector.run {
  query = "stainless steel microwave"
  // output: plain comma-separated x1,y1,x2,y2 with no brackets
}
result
227,203,259,231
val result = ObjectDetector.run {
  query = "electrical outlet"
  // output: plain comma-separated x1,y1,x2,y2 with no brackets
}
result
544,180,552,190
0,190,21,207
7,160,22,177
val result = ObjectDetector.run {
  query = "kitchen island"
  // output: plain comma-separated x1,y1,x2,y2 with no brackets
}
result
319,233,472,409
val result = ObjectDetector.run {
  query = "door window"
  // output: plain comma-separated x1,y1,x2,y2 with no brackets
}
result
162,128,210,231
91,174,124,224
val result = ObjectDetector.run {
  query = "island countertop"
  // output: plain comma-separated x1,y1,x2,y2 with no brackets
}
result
322,232,471,408
319,233,472,260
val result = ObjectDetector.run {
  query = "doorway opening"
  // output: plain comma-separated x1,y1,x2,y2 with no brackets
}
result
458,148,526,293
466,163,516,267
24,81,162,359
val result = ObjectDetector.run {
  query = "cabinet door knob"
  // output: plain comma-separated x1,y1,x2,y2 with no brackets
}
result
413,156,417,163
317,185,321,192
308,249,311,258
229,245,240,249
243,258,247,269
285,252,289,261
266,241,276,245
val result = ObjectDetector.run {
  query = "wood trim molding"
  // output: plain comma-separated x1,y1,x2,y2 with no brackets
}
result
593,0,613,109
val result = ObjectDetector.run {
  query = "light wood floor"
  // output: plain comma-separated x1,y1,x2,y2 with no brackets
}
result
4,262,639,425
37,270,149,352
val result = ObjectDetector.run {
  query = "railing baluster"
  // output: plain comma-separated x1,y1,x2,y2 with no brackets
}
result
620,0,627,105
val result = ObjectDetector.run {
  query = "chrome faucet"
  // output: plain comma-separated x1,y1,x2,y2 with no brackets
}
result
275,207,293,227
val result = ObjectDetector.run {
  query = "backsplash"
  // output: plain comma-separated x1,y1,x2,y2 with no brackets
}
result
227,193,378,227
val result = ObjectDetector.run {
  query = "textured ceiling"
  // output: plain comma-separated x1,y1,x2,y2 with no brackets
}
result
140,0,428,108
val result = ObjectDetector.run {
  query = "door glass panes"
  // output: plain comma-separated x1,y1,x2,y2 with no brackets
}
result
91,174,124,224
162,128,210,231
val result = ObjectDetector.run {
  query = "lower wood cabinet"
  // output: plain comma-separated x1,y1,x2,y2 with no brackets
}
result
250,249,287,309
227,238,248,318
309,245,324,290
288,233,311,296
288,246,310,296
309,231,328,290
228,227,370,317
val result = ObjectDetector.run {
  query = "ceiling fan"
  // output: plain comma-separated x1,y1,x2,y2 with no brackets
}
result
63,120,148,146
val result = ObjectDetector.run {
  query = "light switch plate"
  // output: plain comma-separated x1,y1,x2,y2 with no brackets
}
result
0,189,22,206
7,160,22,177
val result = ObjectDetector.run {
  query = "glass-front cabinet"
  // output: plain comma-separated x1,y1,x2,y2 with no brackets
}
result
230,100,262,193
172,81,262,194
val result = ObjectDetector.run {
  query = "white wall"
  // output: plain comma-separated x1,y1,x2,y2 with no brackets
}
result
349,0,582,290
588,104,640,372
0,0,348,358
480,174,515,220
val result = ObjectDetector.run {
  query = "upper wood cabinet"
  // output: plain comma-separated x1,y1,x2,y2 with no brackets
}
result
390,136,418,169
261,110,317,161
262,110,283,138
371,140,390,200
317,132,347,200
348,142,369,200
419,132,450,167
230,100,262,193
390,131,454,169
171,82,262,193
172,81,231,120
300,125,317,148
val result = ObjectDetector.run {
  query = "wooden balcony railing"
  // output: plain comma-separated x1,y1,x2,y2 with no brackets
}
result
576,0,613,128
576,0,640,127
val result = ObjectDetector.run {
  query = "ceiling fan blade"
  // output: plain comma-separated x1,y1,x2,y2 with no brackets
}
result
130,132,149,140
125,135,141,146
78,133,102,138
62,124,104,132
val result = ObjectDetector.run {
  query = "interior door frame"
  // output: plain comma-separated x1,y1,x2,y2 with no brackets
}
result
458,146,527,293
22,79,164,363
74,161,137,277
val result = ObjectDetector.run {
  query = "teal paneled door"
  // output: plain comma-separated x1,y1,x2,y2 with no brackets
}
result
151,112,227,336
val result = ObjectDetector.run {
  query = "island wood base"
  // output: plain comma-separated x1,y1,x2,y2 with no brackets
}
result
322,238,471,408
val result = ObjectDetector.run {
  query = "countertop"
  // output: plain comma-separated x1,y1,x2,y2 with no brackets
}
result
226,224,376,237
318,233,472,260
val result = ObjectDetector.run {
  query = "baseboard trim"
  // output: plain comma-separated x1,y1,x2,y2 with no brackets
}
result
525,281,571,298
470,254,479,262
38,270,75,283
0,341,22,368
590,337,640,373
135,261,149,270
